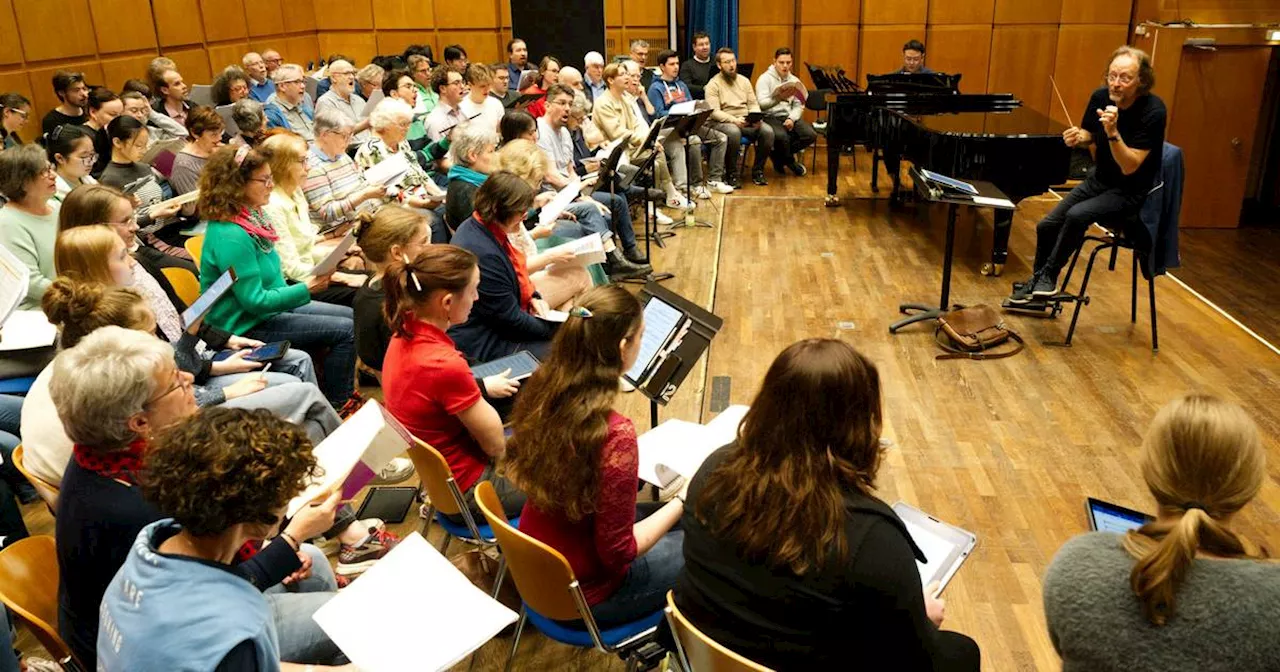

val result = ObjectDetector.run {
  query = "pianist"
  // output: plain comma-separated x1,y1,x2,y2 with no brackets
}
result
1010,46,1165,303
899,40,934,75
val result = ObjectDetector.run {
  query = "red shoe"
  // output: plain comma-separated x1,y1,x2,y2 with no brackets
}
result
338,392,367,419
336,528,400,576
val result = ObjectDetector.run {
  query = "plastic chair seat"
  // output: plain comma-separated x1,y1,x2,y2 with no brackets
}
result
0,377,36,394
434,511,520,542
525,604,663,648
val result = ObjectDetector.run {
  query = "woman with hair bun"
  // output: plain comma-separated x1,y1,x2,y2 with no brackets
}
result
1044,394,1276,671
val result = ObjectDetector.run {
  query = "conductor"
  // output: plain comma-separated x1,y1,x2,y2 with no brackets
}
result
1009,46,1166,303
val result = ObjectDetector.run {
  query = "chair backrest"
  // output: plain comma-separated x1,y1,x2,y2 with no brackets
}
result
188,84,213,107
0,536,80,668
184,234,204,269
305,76,320,103
11,445,59,510
405,438,465,516
475,480,582,621
150,149,176,178
664,591,773,672
160,266,202,306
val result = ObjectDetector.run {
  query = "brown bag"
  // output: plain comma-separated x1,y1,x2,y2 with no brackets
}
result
935,305,1024,360
451,548,522,612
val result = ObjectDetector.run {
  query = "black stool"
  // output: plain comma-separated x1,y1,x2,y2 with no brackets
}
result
1052,214,1159,352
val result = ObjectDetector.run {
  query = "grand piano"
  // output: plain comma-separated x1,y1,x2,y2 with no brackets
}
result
812,66,1072,276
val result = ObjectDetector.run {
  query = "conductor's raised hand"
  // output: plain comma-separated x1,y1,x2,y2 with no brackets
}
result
1062,126,1086,147
1097,105,1118,137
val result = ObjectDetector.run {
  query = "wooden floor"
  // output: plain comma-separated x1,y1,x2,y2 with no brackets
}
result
1170,227,1280,349
14,150,1280,671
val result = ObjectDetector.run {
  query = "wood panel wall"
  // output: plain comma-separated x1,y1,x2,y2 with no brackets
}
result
0,0,319,124
1133,0,1280,24
0,0,669,125
736,0,1133,132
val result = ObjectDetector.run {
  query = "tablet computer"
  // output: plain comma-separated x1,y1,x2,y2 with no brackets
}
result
892,502,977,595
1086,497,1154,533
623,294,685,386
470,351,540,382
181,269,235,328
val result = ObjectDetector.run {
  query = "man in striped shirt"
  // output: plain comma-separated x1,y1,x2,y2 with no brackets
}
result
303,110,386,231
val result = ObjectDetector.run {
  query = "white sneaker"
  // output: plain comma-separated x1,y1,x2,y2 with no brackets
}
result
708,180,735,194
371,457,414,485
666,194,694,211
693,185,712,200
654,210,674,225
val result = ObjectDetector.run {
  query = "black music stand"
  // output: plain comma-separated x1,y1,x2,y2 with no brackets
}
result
620,117,675,254
666,107,716,229
889,167,1016,333
624,280,724,429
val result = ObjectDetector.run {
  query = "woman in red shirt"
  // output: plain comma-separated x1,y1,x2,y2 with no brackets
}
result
380,245,526,521
505,285,685,625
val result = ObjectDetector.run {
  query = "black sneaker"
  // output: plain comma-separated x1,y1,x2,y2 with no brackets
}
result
1009,275,1057,304
726,174,743,189
788,161,807,177
1011,276,1034,293
752,170,768,186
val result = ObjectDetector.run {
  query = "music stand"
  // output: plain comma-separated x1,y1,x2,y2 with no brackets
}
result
625,280,724,428
888,167,1015,333
666,107,716,229
598,141,673,284
620,117,676,252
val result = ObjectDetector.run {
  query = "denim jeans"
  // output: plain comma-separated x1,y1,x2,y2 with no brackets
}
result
0,608,18,672
244,302,356,405
589,502,685,626
263,543,347,665
209,348,317,386
1033,174,1146,278
221,382,342,446
0,396,32,499
564,201,612,242
591,191,638,252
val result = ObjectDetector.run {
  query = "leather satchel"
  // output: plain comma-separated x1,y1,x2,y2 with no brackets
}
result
451,548,522,612
935,305,1024,360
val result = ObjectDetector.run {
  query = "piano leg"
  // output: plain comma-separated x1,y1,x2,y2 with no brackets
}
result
825,142,841,207
983,209,1012,276
870,149,880,193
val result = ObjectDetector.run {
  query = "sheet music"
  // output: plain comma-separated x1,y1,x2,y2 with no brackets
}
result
624,297,684,383
0,311,56,352
287,399,409,517
363,153,411,187
0,243,28,326
312,532,518,671
310,232,356,277
972,195,1014,209
542,232,606,266
637,405,749,488
668,100,697,116
537,177,582,227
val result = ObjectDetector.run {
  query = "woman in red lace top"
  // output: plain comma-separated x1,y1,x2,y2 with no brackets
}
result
505,285,685,625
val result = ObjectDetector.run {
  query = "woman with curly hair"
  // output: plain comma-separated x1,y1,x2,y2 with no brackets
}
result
674,339,980,670
197,144,358,409
98,406,357,671
505,285,685,626
212,66,252,107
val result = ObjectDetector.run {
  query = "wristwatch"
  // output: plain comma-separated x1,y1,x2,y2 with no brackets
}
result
1108,135,1120,143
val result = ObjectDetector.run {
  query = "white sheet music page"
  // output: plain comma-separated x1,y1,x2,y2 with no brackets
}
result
312,532,518,671
0,311,56,352
637,419,710,487
0,243,28,326
538,176,582,227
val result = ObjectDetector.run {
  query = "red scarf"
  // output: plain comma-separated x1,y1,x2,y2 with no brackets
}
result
73,439,263,561
478,213,535,311
233,206,280,242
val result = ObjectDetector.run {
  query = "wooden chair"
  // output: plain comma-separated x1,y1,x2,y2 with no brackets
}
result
664,591,773,672
0,536,83,670
184,234,204,269
160,266,201,306
406,438,515,552
11,445,58,511
475,481,662,672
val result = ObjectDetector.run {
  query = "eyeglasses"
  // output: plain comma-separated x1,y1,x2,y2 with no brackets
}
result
145,370,191,407
279,79,305,86
5,108,28,120
249,175,275,186
1106,73,1136,84
78,152,98,166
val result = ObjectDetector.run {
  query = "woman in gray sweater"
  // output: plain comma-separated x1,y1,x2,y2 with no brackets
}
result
1043,394,1278,672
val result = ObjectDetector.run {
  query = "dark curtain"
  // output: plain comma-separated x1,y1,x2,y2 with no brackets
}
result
510,1,606,67
684,0,738,55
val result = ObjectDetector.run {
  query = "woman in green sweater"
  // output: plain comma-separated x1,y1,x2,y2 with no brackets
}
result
196,145,357,409
0,144,59,309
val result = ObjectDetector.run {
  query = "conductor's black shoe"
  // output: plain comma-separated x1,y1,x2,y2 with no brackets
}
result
788,161,807,177
1011,276,1034,293
752,170,768,186
1009,276,1057,304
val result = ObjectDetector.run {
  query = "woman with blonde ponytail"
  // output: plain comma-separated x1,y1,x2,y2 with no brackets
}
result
1044,394,1276,671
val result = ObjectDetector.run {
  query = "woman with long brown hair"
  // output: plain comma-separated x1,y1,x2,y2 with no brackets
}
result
380,244,524,521
674,338,979,670
1044,394,1276,671
506,285,685,626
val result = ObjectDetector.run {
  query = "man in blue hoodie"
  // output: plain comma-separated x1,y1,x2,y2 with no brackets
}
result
648,49,733,195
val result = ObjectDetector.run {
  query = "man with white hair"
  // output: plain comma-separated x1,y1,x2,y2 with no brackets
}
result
265,63,316,141
558,66,584,94
583,51,607,102
242,52,276,102
304,109,386,228
314,59,371,142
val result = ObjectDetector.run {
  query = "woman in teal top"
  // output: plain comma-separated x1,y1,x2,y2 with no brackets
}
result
197,145,357,408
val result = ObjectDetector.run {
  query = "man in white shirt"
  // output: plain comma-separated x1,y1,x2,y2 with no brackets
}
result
423,66,467,142
459,63,505,135
583,51,607,103
314,59,371,142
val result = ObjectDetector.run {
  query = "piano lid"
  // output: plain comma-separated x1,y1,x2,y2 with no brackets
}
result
914,105,1069,138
